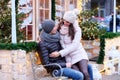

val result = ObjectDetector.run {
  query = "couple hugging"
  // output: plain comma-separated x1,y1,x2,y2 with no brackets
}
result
38,9,93,80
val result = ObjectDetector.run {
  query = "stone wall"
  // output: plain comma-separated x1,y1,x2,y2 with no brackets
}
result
0,50,26,80
81,39,100,59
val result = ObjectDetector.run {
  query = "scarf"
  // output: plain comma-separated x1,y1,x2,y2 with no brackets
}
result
40,30,60,43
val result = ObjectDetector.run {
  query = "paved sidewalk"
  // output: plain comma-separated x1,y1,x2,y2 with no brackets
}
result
90,61,120,80
102,73,120,80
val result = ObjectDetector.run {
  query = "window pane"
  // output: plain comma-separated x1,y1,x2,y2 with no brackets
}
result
45,10,49,19
27,25,33,40
74,0,77,8
22,25,33,40
18,0,33,41
100,10,104,17
69,2,74,10
70,0,73,4
45,0,49,8
61,0,65,8
40,9,44,22
29,0,33,7
40,0,45,8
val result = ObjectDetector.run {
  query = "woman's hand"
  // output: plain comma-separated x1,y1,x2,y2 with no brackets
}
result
66,63,71,68
49,51,60,57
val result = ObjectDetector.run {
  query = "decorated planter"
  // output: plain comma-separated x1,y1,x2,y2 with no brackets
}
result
97,32,120,64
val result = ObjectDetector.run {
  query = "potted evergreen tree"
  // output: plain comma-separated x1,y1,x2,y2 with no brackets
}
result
79,10,106,40
0,0,25,43
78,10,106,58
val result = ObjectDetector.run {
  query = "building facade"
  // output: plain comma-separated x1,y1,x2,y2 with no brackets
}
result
18,0,120,41
18,0,51,41
91,0,120,17
18,0,81,41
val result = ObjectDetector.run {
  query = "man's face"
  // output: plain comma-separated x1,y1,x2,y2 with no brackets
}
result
50,25,58,34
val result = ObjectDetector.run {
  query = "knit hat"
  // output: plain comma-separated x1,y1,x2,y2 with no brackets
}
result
63,11,77,24
73,9,80,16
41,19,55,33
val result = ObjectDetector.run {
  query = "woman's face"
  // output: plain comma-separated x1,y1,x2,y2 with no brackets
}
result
50,25,58,34
63,20,71,26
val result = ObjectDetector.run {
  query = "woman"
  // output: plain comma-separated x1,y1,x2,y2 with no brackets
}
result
50,11,93,80
38,19,84,80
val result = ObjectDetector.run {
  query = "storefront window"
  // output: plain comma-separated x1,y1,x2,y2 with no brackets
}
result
40,9,44,22
39,0,50,22
18,0,33,40
18,0,51,41
40,0,45,8
55,0,65,21
45,0,49,8
45,10,49,19
69,0,77,10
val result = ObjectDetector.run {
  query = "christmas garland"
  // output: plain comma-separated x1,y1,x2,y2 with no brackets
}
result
51,0,56,20
0,42,37,53
97,32,120,64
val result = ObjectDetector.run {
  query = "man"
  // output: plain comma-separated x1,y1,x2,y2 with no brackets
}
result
109,15,120,32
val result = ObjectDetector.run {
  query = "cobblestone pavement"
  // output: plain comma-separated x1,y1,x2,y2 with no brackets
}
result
102,74,120,80
90,61,120,80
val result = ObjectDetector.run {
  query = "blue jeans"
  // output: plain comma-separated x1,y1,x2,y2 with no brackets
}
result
88,64,93,80
53,68,84,80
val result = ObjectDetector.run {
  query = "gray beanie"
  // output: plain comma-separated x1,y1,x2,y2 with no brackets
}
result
41,19,55,33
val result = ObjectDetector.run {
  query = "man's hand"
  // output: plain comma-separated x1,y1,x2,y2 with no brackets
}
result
66,63,71,68
49,51,60,57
